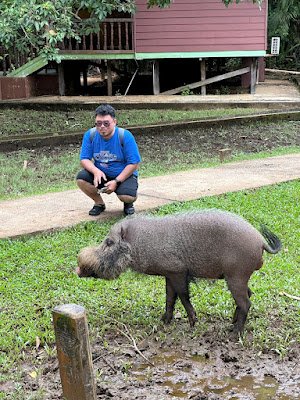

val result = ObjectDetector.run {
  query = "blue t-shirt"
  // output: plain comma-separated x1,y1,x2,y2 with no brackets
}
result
80,127,141,178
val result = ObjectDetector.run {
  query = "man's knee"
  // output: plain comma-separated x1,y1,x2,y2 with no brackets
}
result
117,194,137,203
77,179,97,194
77,178,88,188
76,169,94,185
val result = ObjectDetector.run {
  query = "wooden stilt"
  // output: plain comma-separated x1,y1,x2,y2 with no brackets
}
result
107,60,112,96
53,304,96,400
250,58,257,94
200,59,206,95
153,60,160,95
57,63,65,96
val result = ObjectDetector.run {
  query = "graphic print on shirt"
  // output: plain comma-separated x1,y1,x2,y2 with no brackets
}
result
94,150,118,169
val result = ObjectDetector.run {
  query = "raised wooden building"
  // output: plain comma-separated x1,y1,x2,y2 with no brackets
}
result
0,0,268,99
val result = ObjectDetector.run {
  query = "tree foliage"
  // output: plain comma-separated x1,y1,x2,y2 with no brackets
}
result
267,0,300,69
0,0,136,60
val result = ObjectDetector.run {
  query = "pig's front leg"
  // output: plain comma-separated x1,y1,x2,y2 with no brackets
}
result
163,273,198,327
161,276,178,324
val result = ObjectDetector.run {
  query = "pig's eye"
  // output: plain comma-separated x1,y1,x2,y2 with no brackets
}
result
106,238,114,247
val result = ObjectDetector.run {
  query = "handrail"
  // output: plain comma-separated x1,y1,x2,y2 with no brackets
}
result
59,18,134,52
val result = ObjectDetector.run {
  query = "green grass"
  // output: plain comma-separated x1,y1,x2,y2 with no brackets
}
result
0,181,299,388
0,119,299,200
0,106,299,398
0,107,279,138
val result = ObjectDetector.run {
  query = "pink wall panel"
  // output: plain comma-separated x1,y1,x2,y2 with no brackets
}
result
137,31,265,40
135,16,266,26
134,0,267,54
136,44,265,53
135,24,264,33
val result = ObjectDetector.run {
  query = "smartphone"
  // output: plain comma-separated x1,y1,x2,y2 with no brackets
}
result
98,187,108,193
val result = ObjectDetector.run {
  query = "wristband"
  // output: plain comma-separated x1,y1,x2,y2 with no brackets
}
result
114,178,121,185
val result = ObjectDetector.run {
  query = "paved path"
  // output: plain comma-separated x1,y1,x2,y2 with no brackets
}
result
1,153,299,239
9,79,300,105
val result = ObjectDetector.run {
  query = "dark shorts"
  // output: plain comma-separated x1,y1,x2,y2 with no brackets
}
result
76,169,138,197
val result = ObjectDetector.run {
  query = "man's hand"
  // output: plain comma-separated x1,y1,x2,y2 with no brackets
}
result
93,170,107,188
103,180,118,194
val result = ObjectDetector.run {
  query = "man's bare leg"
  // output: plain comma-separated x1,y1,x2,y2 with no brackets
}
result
118,194,137,215
77,179,105,205
117,194,137,204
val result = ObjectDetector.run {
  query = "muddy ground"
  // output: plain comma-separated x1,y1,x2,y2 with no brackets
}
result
17,322,300,400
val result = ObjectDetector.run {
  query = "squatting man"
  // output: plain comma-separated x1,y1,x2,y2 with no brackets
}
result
76,104,141,216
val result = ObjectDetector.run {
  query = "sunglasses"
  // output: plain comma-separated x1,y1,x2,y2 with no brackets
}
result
95,121,111,128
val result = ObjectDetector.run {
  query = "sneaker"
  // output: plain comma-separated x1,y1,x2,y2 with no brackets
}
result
123,203,135,216
89,204,106,216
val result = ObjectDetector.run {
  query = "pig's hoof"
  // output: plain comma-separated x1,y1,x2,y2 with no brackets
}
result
189,315,198,327
161,313,173,324
230,324,244,339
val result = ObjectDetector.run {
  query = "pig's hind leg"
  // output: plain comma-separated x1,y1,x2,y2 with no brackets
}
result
231,287,252,325
226,277,251,334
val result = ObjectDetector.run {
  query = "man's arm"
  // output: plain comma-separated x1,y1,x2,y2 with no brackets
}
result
115,163,139,183
104,163,139,193
80,159,107,187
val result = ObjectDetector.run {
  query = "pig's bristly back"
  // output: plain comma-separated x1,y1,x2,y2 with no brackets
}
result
119,210,264,278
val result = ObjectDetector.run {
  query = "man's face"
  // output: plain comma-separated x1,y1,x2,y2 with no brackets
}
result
95,114,116,139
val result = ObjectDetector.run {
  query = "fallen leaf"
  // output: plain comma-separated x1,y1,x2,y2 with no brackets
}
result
36,336,41,350
29,371,37,379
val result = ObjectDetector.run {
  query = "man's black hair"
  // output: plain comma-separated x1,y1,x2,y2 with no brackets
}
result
95,104,116,118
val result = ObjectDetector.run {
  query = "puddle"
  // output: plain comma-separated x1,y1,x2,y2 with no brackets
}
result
159,374,283,399
198,375,280,399
131,350,299,399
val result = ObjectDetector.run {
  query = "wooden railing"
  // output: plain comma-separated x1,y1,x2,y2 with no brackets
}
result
0,18,134,75
59,19,134,52
1,46,37,76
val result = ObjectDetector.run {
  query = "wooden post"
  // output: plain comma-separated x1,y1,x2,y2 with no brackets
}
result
57,63,65,96
52,304,96,400
200,59,206,95
218,148,232,162
107,60,112,96
250,58,257,94
152,60,160,95
258,57,265,82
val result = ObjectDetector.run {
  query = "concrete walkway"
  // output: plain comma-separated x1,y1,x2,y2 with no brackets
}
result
1,153,299,239
7,79,300,106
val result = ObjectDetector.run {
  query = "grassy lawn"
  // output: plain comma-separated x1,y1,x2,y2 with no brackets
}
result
1,181,300,387
0,107,273,138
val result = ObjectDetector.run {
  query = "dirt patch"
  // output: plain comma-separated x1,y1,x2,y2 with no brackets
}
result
137,120,300,164
13,326,300,399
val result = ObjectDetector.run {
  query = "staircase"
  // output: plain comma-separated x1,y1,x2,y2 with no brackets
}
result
7,55,49,77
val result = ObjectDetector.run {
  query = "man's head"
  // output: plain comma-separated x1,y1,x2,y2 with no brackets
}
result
94,104,117,138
